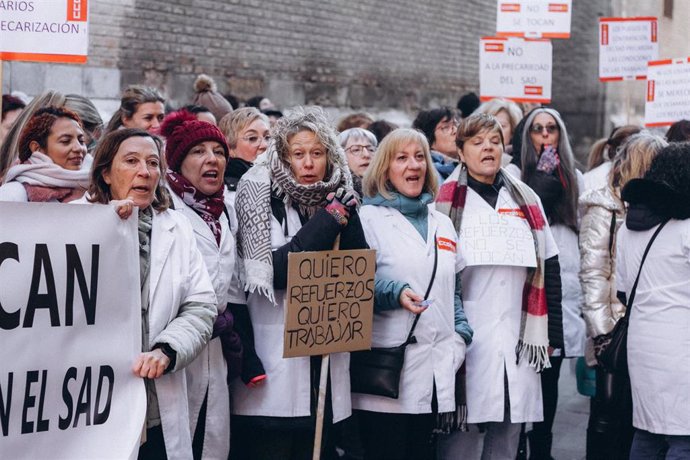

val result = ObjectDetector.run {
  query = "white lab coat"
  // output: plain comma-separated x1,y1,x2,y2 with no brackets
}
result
457,187,558,423
616,220,690,435
231,204,352,422
170,192,233,459
352,205,465,414
147,209,218,459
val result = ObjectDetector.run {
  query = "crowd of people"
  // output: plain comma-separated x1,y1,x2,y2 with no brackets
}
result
1,77,689,460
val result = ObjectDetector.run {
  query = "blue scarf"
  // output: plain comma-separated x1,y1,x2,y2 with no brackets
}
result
364,191,433,239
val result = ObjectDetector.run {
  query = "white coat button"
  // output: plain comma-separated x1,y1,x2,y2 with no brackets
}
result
500,280,506,287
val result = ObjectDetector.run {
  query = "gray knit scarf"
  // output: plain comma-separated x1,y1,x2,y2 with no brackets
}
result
235,142,353,304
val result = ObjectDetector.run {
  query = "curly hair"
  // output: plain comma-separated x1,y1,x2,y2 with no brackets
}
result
17,106,83,162
609,132,666,192
272,106,345,179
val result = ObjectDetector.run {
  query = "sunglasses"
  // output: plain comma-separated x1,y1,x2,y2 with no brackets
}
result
530,124,559,134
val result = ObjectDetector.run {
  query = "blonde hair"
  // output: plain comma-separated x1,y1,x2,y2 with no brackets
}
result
218,107,269,148
474,98,522,133
363,128,439,199
610,132,667,193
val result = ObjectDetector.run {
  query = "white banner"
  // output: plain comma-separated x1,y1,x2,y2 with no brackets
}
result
480,37,552,103
496,0,572,39
0,0,89,63
599,17,658,81
459,210,537,268
645,57,690,128
0,202,145,459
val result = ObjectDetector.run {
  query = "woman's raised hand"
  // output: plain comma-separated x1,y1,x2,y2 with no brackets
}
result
133,349,170,379
399,288,428,314
111,197,136,220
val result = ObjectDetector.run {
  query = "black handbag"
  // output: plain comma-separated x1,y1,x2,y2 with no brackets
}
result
350,236,439,399
599,220,667,374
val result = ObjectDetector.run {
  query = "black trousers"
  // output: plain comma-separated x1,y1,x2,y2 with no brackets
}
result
138,425,167,460
356,410,435,460
532,355,563,438
586,366,634,460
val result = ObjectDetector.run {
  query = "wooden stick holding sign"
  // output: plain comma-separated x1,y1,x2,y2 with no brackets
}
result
283,240,376,460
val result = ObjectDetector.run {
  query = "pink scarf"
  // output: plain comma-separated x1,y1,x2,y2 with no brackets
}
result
166,170,225,245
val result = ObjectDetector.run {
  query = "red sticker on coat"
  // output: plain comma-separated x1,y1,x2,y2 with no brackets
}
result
437,237,457,253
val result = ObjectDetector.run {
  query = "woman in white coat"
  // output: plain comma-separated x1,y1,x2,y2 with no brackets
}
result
231,107,368,460
506,107,583,458
0,106,90,202
159,109,237,459
86,128,217,459
354,128,472,460
436,114,563,459
615,144,690,459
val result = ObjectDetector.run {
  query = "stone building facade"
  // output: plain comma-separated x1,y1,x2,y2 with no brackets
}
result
2,0,628,159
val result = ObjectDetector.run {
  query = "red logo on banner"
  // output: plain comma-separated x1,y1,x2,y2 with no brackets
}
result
485,42,505,52
601,24,609,45
651,20,658,43
548,3,568,12
524,86,543,95
501,3,521,12
647,80,655,102
437,237,457,253
67,0,88,22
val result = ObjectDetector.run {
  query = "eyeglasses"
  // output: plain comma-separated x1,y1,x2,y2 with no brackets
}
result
346,145,376,157
435,123,458,135
530,124,559,134
241,134,271,146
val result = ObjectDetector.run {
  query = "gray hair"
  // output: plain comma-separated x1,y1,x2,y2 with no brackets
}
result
273,106,343,167
338,127,378,149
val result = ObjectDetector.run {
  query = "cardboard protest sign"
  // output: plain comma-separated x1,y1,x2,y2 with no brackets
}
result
645,57,690,127
0,202,145,459
0,0,89,63
284,249,376,358
459,210,537,267
599,17,658,81
496,0,572,39
480,36,552,103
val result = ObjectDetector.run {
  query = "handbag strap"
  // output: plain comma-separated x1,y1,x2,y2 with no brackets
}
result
405,232,439,344
626,219,669,312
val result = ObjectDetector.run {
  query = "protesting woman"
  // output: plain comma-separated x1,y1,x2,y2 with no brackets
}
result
580,132,667,459
507,107,583,457
0,107,89,203
353,128,472,460
159,110,236,459
218,107,271,204
230,107,367,460
86,128,217,459
338,127,378,195
105,85,166,134
437,114,563,459
616,144,690,459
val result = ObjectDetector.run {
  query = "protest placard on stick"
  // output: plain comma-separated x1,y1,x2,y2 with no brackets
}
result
496,0,572,39
480,36,552,103
284,248,376,358
645,57,690,128
599,17,658,82
0,202,145,459
0,0,89,63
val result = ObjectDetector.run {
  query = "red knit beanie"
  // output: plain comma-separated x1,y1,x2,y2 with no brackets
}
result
160,109,229,172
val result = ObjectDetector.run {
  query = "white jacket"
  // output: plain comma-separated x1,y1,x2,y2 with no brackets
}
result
147,208,217,459
231,204,352,422
352,205,465,414
171,192,233,460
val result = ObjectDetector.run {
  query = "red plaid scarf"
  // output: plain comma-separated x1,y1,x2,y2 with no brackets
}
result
166,170,225,245
436,166,551,372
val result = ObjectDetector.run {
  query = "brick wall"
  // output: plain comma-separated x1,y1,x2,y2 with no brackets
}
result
3,0,613,159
